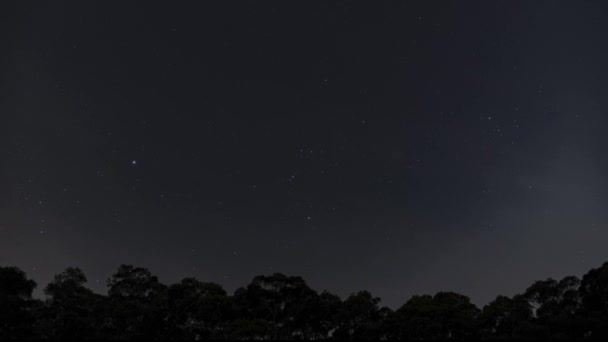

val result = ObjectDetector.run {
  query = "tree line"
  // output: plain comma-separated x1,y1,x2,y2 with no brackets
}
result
2,261,608,340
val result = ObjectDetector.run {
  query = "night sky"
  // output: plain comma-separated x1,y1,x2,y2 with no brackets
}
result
2,1,608,308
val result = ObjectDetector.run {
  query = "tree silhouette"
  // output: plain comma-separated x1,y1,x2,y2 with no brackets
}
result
521,276,584,338
478,294,534,339
393,292,479,340
40,267,106,339
0,266,38,339
2,261,608,339
579,262,608,338
333,290,384,339
231,273,321,339
166,278,230,339
106,265,168,339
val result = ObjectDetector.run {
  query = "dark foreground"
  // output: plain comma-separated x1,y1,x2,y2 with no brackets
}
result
2,261,608,340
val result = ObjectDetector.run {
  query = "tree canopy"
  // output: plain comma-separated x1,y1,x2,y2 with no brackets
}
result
2,261,608,339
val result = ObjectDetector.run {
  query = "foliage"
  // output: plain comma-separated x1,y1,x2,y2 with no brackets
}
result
2,262,608,339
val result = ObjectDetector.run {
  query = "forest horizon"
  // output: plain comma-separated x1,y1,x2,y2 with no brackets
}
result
2,260,608,339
